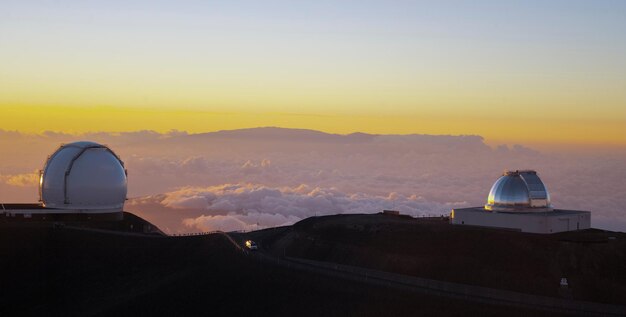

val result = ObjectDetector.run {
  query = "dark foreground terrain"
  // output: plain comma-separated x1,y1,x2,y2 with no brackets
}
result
258,214,626,305
0,212,624,316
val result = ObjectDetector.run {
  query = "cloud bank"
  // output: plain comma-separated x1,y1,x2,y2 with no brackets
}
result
1,127,625,233
2,170,39,187
130,183,459,233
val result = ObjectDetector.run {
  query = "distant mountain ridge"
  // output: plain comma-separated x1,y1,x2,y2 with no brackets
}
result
0,127,491,151
183,127,485,145
0,127,484,142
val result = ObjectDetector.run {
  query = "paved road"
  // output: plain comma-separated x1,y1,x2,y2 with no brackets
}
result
224,232,626,317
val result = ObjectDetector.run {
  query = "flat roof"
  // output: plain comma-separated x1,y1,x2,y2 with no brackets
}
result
1,203,122,214
453,207,590,216
1,203,47,210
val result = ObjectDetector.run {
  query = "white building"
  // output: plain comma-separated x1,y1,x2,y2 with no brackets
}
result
450,170,590,234
2,141,127,221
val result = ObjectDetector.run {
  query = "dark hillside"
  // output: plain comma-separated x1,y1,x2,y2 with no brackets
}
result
0,217,564,316
271,214,626,305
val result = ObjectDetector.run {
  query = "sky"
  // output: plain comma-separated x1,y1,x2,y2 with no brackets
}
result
1,1,625,232
1,1,625,147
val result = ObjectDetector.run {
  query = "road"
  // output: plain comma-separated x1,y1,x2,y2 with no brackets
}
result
223,231,626,317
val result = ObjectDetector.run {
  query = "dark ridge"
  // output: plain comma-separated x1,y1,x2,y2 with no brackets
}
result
0,218,560,317
277,213,626,305
188,127,377,143
176,127,486,147
0,211,165,235
4,213,620,316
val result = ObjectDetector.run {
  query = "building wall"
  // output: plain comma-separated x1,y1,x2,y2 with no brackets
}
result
450,208,591,234
2,210,124,222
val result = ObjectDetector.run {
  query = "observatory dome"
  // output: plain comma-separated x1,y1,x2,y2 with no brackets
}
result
40,141,127,212
484,170,552,212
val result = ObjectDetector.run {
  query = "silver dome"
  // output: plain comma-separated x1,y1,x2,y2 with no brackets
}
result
484,170,552,212
40,141,127,212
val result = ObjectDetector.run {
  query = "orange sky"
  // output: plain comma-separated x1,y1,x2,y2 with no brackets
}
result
1,105,624,149
1,2,625,148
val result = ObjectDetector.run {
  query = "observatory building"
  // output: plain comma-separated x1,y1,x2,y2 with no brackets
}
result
2,141,127,221
450,170,590,234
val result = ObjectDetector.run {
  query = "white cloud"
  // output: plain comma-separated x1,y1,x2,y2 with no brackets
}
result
1,128,625,232
2,170,39,187
133,183,462,233
183,212,300,232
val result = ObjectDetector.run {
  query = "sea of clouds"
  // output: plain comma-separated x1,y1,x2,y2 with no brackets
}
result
1,128,625,233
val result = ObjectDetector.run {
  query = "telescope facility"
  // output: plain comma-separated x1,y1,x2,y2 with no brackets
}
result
450,170,590,234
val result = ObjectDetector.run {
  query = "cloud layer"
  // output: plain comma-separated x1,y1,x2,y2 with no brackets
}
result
2,170,39,187
131,183,458,233
1,128,625,233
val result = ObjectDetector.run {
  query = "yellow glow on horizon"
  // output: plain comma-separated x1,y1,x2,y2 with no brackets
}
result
1,1,625,152
1,105,624,148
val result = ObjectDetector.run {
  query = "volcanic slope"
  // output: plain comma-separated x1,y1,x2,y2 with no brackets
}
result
257,213,626,305
1,219,563,317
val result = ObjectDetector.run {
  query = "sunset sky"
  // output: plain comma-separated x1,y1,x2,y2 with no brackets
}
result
1,1,625,147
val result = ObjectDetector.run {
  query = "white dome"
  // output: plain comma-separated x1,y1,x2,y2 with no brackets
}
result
484,170,552,212
40,141,127,212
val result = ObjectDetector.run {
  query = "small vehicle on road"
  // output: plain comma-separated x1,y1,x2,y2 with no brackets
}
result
245,240,258,250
